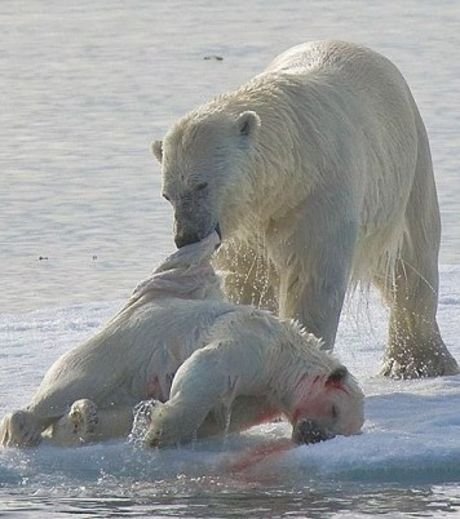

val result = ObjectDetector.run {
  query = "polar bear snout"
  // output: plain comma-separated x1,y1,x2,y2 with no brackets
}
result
172,197,219,250
291,418,335,445
175,223,222,249
175,229,201,249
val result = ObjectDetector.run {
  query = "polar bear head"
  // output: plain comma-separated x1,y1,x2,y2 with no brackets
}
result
290,366,364,444
153,108,261,248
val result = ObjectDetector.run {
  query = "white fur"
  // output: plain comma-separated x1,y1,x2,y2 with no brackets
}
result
145,312,364,447
156,40,458,378
0,234,363,448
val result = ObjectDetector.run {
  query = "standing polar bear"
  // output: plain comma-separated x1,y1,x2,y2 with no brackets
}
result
153,40,458,378
0,233,364,448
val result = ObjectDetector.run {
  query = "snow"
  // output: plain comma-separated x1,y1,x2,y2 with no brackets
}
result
0,266,458,496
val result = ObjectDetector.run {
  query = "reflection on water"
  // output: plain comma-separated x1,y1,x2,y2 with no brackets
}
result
1,0,460,313
0,427,459,518
0,482,459,518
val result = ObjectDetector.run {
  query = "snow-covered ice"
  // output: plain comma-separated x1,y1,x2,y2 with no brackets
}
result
0,266,458,517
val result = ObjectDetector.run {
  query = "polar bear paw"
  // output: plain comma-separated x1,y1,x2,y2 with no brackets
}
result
68,399,99,438
134,400,179,448
0,410,42,448
382,345,459,379
143,401,190,448
50,399,99,446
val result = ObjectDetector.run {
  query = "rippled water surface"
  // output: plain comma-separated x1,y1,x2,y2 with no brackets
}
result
1,0,459,314
1,0,459,517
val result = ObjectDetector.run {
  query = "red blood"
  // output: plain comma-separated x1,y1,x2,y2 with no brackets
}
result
146,375,164,401
227,439,294,473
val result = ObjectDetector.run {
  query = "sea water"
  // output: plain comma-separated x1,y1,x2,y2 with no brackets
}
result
1,1,459,517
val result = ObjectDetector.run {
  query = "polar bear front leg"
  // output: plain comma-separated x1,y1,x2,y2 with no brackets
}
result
196,395,279,438
271,199,358,350
376,139,458,378
377,243,459,379
0,410,44,448
145,345,234,448
379,255,458,378
278,265,347,350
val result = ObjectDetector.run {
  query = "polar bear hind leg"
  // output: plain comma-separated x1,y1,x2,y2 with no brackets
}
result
377,110,458,378
378,235,458,378
0,410,44,447
48,399,99,446
49,400,134,446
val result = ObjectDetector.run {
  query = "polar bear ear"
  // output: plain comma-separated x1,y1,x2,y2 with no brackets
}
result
151,140,163,163
236,111,261,137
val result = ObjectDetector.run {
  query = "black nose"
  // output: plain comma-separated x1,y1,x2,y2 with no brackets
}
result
291,419,335,445
175,232,201,249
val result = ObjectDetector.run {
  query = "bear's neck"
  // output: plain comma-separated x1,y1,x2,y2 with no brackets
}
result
210,73,319,230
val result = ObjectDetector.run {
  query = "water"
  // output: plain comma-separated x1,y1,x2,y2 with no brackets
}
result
1,0,460,314
1,0,459,517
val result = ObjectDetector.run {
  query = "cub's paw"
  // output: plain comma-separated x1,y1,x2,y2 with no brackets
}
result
68,399,99,438
142,403,187,448
50,399,99,446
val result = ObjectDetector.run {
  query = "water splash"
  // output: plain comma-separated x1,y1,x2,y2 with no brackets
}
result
128,399,160,448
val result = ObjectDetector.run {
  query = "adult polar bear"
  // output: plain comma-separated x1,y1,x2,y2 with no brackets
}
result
0,233,364,448
153,40,458,378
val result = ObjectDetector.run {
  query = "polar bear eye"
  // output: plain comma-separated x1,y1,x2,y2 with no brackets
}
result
331,404,339,420
195,182,208,192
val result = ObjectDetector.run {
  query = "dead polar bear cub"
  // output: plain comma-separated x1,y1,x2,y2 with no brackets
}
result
0,233,363,448
153,40,458,379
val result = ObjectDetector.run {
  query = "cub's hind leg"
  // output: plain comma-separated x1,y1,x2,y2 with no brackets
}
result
49,399,134,446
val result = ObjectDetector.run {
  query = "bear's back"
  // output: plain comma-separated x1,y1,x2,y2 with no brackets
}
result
265,40,404,86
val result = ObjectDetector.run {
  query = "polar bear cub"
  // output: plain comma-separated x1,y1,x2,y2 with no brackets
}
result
144,311,364,447
0,233,363,448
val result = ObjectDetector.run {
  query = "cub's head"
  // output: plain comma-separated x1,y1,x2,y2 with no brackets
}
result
152,109,260,248
290,366,364,445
